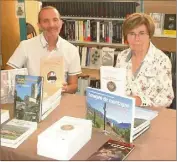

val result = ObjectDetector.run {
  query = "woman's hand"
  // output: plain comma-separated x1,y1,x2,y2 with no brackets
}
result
131,96,142,106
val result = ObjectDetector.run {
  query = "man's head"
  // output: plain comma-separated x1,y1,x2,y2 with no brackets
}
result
38,6,63,39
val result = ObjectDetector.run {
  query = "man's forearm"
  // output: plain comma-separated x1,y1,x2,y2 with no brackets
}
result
4,65,14,70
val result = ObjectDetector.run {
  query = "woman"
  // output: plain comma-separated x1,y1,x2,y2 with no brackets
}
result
116,13,174,107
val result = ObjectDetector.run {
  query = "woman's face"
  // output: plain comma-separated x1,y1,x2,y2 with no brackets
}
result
127,24,150,52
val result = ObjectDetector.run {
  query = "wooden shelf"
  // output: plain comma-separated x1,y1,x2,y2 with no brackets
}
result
81,66,99,70
81,68,100,79
61,16,125,21
69,41,128,48
153,34,176,39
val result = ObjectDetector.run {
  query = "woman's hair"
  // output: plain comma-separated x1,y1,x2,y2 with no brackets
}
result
26,22,37,37
123,13,155,41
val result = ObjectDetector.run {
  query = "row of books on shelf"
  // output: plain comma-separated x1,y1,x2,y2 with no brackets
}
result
60,19,124,43
43,1,138,18
150,13,176,37
77,46,123,69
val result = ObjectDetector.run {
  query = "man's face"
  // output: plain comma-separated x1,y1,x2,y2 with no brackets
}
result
38,8,62,38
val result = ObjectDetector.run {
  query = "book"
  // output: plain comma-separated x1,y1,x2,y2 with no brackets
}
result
1,68,28,104
150,13,164,35
135,106,158,121
37,116,92,160
163,14,176,36
88,139,134,160
131,107,158,139
40,55,64,100
101,47,115,66
1,109,10,124
133,118,150,137
86,87,135,143
86,88,156,142
100,66,126,95
40,55,64,119
89,48,102,69
1,119,37,148
133,125,150,140
14,75,43,123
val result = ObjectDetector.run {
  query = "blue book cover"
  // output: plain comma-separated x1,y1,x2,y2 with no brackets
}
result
14,75,43,122
86,87,135,143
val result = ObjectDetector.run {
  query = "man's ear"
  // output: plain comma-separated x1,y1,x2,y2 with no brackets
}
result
37,23,42,32
59,19,63,31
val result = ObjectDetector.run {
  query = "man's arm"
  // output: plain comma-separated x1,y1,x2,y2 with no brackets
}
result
4,65,15,70
62,75,78,94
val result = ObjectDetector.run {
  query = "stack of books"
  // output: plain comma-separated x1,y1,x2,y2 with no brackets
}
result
86,87,158,160
37,116,92,160
1,119,37,148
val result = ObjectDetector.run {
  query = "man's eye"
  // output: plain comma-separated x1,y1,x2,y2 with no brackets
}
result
53,18,59,22
43,20,49,23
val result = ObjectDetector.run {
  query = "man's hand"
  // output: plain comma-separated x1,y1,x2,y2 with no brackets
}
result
61,75,78,94
62,82,68,93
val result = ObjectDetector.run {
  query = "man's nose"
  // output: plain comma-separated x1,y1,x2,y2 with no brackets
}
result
48,20,55,27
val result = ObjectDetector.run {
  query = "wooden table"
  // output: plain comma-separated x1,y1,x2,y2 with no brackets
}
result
0,94,176,160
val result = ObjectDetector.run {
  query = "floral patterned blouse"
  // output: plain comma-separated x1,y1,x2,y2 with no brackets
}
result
116,42,174,107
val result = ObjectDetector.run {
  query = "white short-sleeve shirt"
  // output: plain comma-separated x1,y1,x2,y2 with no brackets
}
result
7,33,81,77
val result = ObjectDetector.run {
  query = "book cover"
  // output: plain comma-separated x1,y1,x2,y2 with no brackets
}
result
1,119,37,148
88,139,134,161
1,68,28,104
40,55,64,100
163,14,176,36
150,13,164,35
14,75,43,122
89,48,101,69
101,47,115,66
86,87,135,143
100,66,126,95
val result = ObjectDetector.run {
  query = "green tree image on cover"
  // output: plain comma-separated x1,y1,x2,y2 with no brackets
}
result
1,125,29,140
15,75,43,122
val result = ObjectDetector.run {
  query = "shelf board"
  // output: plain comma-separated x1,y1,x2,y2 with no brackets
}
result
153,34,176,39
81,66,100,70
69,41,128,48
61,16,125,21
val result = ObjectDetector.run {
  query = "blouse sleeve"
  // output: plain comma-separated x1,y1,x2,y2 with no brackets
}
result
139,56,174,107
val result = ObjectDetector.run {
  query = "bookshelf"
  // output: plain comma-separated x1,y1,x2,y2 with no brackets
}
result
42,0,143,79
144,0,176,52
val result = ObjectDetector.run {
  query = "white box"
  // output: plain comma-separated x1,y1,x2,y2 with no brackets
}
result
37,116,92,160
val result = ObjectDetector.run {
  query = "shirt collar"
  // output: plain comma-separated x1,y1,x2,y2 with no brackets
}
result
125,42,155,63
40,33,61,49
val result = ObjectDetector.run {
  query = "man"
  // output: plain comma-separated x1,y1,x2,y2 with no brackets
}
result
5,6,81,94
